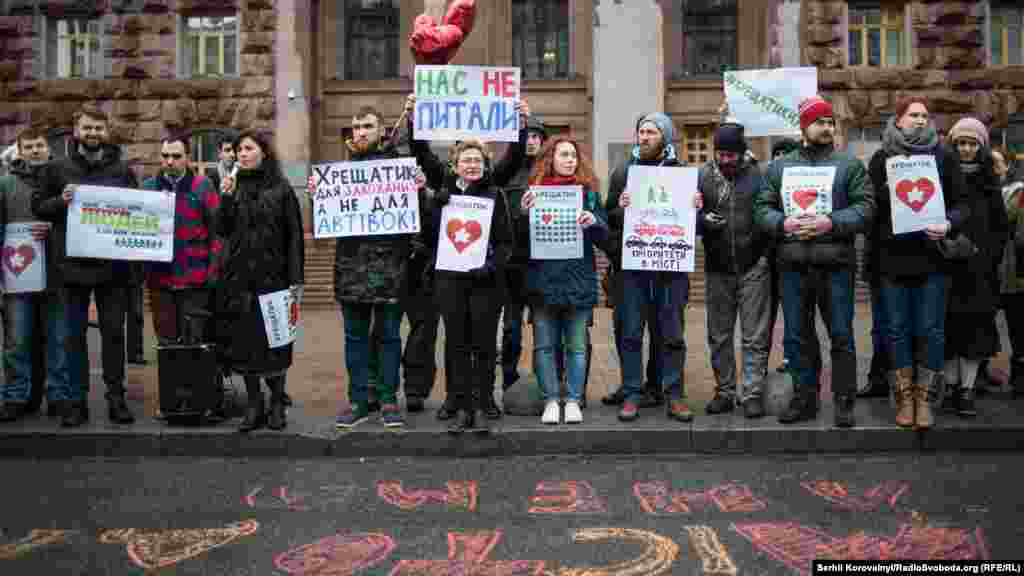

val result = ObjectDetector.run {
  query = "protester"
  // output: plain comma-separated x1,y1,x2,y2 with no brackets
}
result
205,135,236,198
520,135,608,424
995,147,1024,397
407,94,528,434
0,126,71,424
937,119,1008,417
867,97,968,430
606,112,697,422
218,129,305,432
699,121,771,418
34,105,142,426
756,96,874,428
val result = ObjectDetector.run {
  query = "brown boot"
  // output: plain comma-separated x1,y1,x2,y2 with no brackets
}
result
891,367,915,428
914,366,938,430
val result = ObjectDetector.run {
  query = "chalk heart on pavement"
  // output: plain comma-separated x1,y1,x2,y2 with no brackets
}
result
98,520,259,570
446,218,483,253
792,188,818,211
895,178,936,213
3,244,35,276
274,532,397,575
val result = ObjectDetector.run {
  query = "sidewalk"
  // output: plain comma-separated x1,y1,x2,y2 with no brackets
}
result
1,304,1022,458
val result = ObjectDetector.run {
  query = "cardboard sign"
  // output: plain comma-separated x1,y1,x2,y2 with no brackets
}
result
780,166,836,218
311,157,421,239
435,195,494,272
621,166,698,273
529,186,583,260
414,65,521,142
66,185,175,262
258,288,300,349
723,67,818,137
886,155,946,235
2,222,46,293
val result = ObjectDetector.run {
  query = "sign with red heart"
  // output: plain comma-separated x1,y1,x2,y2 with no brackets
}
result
792,189,818,211
529,185,584,260
436,196,494,272
2,222,46,293
886,155,946,235
780,166,836,217
541,213,554,225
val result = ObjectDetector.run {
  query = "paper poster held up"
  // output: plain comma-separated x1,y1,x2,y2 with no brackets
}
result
2,222,46,294
886,155,946,235
259,289,300,349
529,186,583,260
414,65,521,142
621,166,698,273
435,195,494,272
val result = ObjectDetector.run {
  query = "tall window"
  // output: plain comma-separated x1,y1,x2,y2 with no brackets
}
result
44,17,102,78
681,126,713,166
848,3,907,67
846,121,887,162
512,0,571,79
190,131,227,174
681,0,737,77
182,16,238,77
991,2,1023,66
344,0,399,80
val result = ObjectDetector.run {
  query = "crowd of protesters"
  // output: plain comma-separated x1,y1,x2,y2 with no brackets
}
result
0,92,1021,435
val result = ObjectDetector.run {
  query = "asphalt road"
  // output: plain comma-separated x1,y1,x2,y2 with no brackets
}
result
0,453,1018,575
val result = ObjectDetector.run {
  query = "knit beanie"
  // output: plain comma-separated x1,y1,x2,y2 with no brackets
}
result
948,117,989,149
798,96,834,132
714,123,747,154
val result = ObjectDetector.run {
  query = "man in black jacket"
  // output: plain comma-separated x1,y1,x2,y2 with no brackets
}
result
33,105,141,426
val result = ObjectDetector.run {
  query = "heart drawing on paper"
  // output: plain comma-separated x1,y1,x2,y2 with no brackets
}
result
446,219,483,253
3,244,35,277
895,178,936,213
541,213,554,225
792,188,818,211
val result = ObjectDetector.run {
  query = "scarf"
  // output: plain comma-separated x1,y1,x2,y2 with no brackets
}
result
882,116,939,156
960,160,980,175
706,161,734,211
541,174,578,187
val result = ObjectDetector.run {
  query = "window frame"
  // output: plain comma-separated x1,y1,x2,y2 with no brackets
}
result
846,1,909,68
680,125,713,166
679,0,738,79
40,15,105,79
339,0,400,81
177,13,240,78
511,0,573,80
988,1,1024,66
846,117,890,162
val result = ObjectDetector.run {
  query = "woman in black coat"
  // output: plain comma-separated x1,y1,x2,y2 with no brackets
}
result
941,119,1009,417
218,129,305,432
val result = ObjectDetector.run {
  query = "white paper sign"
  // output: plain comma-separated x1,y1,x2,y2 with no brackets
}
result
311,157,421,239
621,166,698,273
529,186,583,260
780,166,836,218
2,222,46,293
66,185,175,262
886,155,946,235
258,288,299,349
414,65,521,142
723,67,818,137
435,195,494,272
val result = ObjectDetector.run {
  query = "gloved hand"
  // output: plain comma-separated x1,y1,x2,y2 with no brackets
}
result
703,211,727,231
435,187,451,207
290,284,304,306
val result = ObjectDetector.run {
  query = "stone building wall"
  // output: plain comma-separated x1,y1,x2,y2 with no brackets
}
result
0,0,278,179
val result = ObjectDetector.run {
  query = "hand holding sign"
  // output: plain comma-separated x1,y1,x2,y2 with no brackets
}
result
521,189,536,211
29,222,49,241
578,211,595,228
619,191,632,208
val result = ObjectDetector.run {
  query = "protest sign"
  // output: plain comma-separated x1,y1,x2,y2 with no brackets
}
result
723,67,817,137
258,288,300,349
886,155,946,235
621,166,698,273
780,166,836,218
435,195,494,272
311,157,421,239
414,65,521,142
529,186,583,260
66,185,174,262
2,222,46,293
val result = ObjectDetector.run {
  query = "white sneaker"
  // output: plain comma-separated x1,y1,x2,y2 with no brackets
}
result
564,401,583,424
542,401,560,425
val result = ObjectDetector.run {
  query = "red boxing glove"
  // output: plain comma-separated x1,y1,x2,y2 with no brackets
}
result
444,0,476,35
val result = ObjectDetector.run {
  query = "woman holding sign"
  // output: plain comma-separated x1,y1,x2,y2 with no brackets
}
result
519,135,608,425
406,94,528,435
867,97,969,430
218,130,305,433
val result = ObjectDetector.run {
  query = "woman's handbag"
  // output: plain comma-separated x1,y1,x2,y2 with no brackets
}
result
936,234,977,260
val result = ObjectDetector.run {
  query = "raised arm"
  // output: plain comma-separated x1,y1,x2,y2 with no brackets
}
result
405,94,447,191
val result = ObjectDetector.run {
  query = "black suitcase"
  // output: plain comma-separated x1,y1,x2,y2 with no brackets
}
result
156,300,228,423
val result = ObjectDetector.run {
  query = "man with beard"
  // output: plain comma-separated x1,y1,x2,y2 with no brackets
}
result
754,96,874,428
699,121,771,419
205,135,235,199
33,105,142,426
0,126,71,424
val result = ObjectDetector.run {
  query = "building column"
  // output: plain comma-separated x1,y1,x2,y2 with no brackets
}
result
274,0,314,232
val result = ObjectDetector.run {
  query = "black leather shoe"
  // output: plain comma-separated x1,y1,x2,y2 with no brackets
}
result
472,409,490,434
778,396,815,424
266,400,287,430
834,395,856,428
106,395,135,425
436,400,457,421
60,402,87,428
482,393,502,420
705,394,735,415
601,388,626,406
238,406,266,433
742,396,765,419
367,400,381,413
447,409,473,434
638,388,664,408
406,397,425,413
957,388,976,418
0,403,26,422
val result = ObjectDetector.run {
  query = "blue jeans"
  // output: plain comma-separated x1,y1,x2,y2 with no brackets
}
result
620,272,688,403
2,293,72,403
533,304,590,402
881,274,947,371
780,267,857,396
342,303,402,407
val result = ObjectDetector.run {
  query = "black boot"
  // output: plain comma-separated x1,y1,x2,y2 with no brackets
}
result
448,408,474,434
859,354,890,398
834,394,856,428
60,401,87,428
238,377,265,433
957,387,976,418
266,376,287,431
106,388,135,425
778,389,816,424
601,388,626,406
0,403,26,422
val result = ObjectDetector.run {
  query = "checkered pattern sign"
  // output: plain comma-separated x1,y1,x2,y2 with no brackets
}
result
529,186,583,260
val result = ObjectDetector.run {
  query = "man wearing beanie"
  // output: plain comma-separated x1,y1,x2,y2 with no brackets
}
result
605,112,694,423
755,96,874,427
699,122,772,418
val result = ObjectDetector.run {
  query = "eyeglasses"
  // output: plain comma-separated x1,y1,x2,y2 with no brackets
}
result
161,153,184,159
458,157,484,166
